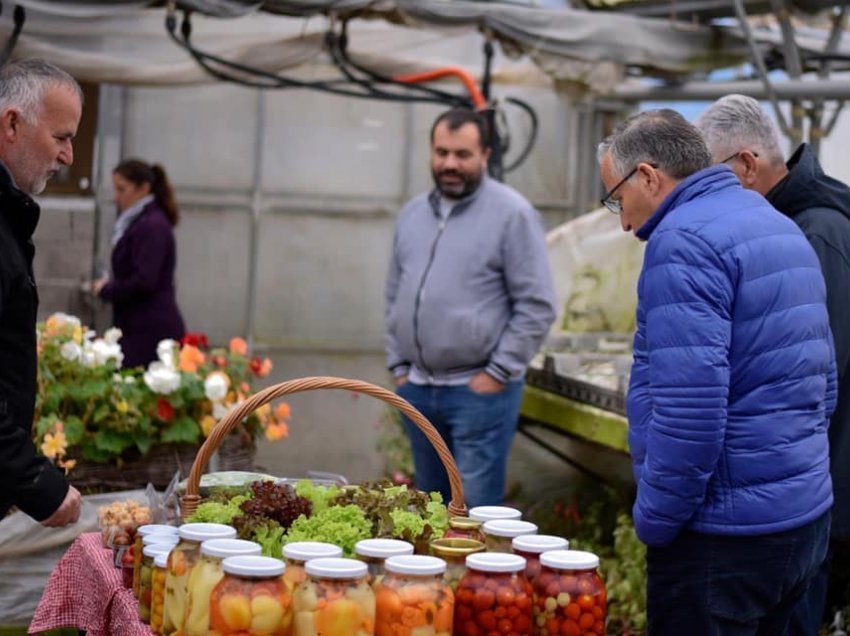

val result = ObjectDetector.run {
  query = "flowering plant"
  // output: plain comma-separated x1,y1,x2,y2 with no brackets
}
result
33,312,290,466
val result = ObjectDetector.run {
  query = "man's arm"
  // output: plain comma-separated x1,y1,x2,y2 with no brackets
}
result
384,227,410,380
626,285,652,485
633,231,732,547
484,208,557,383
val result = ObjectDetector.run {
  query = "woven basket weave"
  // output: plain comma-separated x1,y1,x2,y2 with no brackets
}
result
180,376,467,518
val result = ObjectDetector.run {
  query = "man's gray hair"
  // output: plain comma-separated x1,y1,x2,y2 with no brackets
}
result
598,109,712,181
0,58,82,125
694,94,785,167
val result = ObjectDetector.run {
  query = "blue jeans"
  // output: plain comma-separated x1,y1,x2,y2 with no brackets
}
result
646,512,830,636
396,380,523,508
787,540,832,635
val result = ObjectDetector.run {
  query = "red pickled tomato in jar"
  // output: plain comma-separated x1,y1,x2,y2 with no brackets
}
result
512,534,569,583
532,550,606,636
454,552,533,636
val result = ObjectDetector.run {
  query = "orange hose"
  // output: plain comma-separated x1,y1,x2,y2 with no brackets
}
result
393,67,487,110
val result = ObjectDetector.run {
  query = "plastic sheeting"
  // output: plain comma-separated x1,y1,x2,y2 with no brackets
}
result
546,207,644,334
0,489,147,624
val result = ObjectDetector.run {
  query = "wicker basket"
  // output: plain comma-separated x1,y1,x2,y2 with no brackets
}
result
180,376,467,518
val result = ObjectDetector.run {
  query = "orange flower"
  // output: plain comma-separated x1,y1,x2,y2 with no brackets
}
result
201,415,217,437
229,337,248,356
178,344,205,373
259,357,273,377
265,422,289,441
274,402,291,421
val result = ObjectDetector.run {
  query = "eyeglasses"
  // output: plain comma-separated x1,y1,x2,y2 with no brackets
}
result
720,150,759,164
600,163,657,215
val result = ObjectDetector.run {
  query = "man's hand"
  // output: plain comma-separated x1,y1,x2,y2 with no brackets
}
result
41,486,81,528
92,277,108,297
469,371,505,395
395,375,408,387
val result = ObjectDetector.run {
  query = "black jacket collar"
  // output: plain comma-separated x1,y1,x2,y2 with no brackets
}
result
0,161,41,243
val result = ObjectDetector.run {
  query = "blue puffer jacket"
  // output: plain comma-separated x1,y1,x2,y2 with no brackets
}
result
628,165,836,547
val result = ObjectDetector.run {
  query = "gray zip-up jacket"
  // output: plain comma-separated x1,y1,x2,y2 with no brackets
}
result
384,176,556,384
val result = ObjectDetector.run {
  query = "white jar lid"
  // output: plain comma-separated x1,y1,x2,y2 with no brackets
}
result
384,555,446,576
355,539,414,559
138,524,178,537
305,557,368,579
178,523,237,542
154,553,169,569
222,555,285,578
540,550,600,570
468,506,522,522
143,533,179,546
143,544,173,558
483,520,538,538
201,538,262,558
512,534,569,554
283,542,343,561
466,553,526,573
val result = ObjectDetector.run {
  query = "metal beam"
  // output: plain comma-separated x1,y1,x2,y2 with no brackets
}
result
611,78,850,101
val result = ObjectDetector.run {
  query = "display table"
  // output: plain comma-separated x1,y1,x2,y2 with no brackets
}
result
29,532,153,636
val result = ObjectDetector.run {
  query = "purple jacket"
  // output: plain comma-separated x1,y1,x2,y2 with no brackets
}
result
100,201,185,368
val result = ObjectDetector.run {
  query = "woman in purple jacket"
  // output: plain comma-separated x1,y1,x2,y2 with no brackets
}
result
94,159,185,368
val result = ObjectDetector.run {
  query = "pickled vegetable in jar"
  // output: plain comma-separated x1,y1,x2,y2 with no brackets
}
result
467,506,522,523
354,539,414,588
454,553,533,636
211,555,293,636
482,519,538,553
443,517,485,543
282,542,342,593
375,555,453,636
532,550,606,636
512,534,569,583
165,522,236,634
294,557,375,636
184,538,262,636
150,552,169,635
133,524,178,598
140,544,175,624
428,538,485,591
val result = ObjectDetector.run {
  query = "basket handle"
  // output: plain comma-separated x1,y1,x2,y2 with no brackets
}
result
181,376,467,518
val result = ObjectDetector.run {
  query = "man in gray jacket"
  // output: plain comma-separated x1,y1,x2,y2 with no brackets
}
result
384,108,556,507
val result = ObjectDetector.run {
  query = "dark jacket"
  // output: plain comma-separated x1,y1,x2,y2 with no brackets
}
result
0,164,69,520
100,201,185,369
767,143,850,537
629,165,834,547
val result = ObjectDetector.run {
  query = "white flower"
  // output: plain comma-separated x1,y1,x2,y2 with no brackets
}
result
144,362,181,395
212,401,230,420
124,375,136,385
60,341,82,362
51,312,81,329
104,328,123,345
157,339,178,368
92,339,123,367
80,347,96,368
204,373,229,402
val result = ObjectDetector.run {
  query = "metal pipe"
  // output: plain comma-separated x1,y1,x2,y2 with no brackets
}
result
810,7,847,156
611,77,850,101
731,0,792,137
769,0,803,147
244,90,266,353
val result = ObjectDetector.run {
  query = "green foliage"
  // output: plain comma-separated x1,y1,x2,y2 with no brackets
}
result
285,504,373,557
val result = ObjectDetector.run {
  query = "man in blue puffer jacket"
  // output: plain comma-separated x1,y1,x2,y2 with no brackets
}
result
598,109,836,634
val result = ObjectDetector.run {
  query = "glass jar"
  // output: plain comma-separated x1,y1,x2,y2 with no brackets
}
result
467,506,522,523
482,519,538,553
211,555,293,635
150,552,169,635
133,524,178,598
293,557,375,636
454,553,533,636
165,522,237,634
354,538,414,588
184,538,263,636
443,517,485,543
512,534,570,583
375,555,453,636
139,544,175,623
429,538,486,591
532,550,606,636
282,542,342,593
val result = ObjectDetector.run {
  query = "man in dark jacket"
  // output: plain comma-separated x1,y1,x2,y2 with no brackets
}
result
0,59,83,526
697,94,850,634
600,109,835,634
